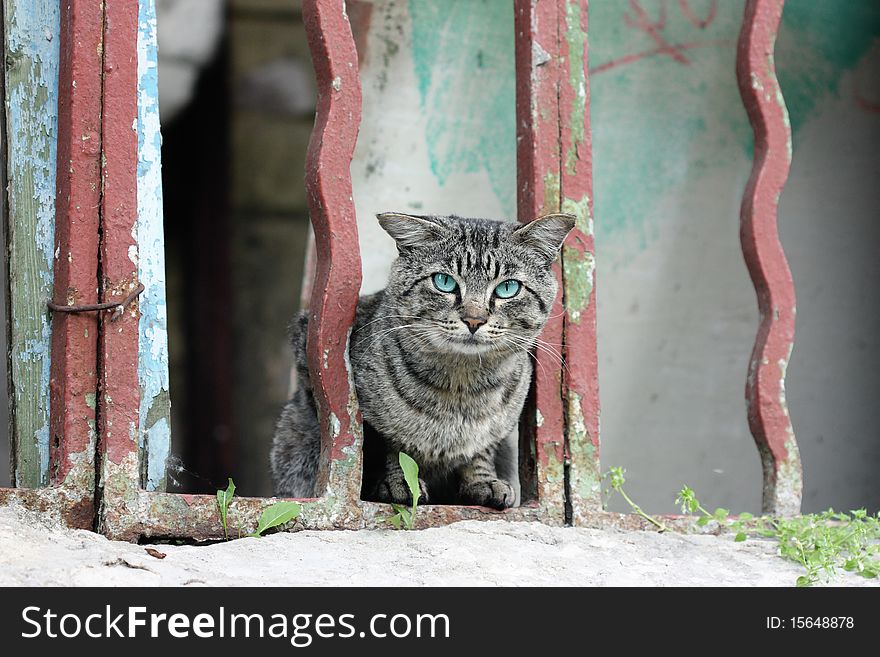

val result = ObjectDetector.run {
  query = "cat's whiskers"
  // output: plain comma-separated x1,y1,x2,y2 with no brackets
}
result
353,313,437,334
355,323,423,359
492,331,568,374
355,322,440,363
495,334,548,379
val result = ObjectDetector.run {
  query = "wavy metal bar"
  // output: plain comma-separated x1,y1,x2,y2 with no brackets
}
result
302,0,365,507
736,0,801,516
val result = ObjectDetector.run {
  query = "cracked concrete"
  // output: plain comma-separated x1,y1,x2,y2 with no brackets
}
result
0,505,875,587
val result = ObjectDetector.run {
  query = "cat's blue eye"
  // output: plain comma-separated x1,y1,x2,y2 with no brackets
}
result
494,279,521,299
432,273,458,293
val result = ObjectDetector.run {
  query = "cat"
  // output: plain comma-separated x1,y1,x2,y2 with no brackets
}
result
270,212,574,509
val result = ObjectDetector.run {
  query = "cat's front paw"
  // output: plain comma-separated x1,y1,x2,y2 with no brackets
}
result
459,478,515,510
374,474,429,506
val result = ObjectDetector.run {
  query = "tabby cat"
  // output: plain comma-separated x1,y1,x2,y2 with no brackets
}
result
270,212,574,509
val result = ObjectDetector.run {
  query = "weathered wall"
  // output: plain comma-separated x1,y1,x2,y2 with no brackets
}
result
349,0,517,293
348,0,880,515
591,0,880,514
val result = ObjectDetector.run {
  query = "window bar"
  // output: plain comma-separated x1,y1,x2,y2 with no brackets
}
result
513,0,570,524
47,0,104,520
96,0,144,539
555,0,603,524
736,0,801,516
0,0,99,527
301,0,366,518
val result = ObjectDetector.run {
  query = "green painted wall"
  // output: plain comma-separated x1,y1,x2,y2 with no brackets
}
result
408,0,517,217
589,0,880,514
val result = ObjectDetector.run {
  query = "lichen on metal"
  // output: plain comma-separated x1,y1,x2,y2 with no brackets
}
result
563,0,588,175
561,245,595,324
542,171,561,215
566,390,601,505
561,192,592,234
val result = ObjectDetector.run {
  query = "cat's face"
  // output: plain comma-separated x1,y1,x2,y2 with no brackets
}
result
378,213,575,356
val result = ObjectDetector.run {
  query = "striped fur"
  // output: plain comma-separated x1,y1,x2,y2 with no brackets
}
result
270,213,574,509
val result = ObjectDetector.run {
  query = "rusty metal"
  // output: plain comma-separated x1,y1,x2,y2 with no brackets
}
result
736,0,802,517
94,0,145,541
0,0,104,528
513,0,567,522
300,0,365,514
557,0,603,524
513,0,601,525
48,282,144,321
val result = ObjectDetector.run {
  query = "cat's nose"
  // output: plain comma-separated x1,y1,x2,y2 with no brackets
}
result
461,316,487,334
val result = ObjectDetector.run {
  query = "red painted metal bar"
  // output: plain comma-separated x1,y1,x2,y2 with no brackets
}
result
0,0,103,528
736,0,801,516
514,0,566,521
558,0,602,523
49,0,104,494
301,0,365,507
96,0,144,539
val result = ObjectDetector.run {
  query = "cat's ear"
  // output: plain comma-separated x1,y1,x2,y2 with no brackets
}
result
512,213,575,262
377,212,444,249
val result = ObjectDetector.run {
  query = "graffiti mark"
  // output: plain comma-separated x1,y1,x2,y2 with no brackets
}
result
594,0,725,76
624,0,690,65
678,0,718,30
854,90,880,114
590,39,731,76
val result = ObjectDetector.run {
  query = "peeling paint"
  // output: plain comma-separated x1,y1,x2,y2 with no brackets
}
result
774,437,803,517
329,413,341,439
542,171,560,215
561,193,592,235
136,0,172,491
5,0,61,486
561,245,595,323
542,442,564,486
567,390,601,505
409,0,516,217
563,0,587,175
532,40,550,68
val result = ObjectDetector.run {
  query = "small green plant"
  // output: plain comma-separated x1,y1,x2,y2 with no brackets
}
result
604,468,880,586
675,485,748,541
603,466,668,532
386,452,421,530
215,478,301,539
249,501,302,538
676,486,880,587
216,478,235,540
